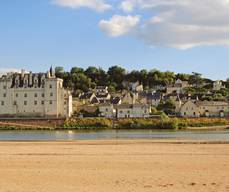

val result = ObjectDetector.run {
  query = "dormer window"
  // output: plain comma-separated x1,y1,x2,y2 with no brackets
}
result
41,80,45,88
15,80,19,88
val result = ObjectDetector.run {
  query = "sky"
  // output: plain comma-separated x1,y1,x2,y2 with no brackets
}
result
1,0,229,80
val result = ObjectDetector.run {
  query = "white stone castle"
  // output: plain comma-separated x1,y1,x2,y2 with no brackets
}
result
0,67,72,118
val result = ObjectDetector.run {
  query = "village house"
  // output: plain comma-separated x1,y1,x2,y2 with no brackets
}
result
116,104,151,118
129,81,144,92
99,104,116,118
139,91,162,106
179,100,229,117
121,92,137,104
166,79,190,95
0,67,72,118
110,96,122,105
96,92,111,104
79,92,99,104
213,80,226,91
95,86,108,94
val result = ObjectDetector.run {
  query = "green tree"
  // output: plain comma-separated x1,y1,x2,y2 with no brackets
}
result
157,100,176,115
107,66,126,90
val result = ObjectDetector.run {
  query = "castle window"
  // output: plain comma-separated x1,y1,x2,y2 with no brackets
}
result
13,101,17,105
41,101,44,105
49,84,52,89
24,101,27,105
1,101,4,106
49,101,53,105
34,101,37,105
34,93,38,97
3,93,6,97
16,93,18,97
24,93,27,98
42,93,45,97
3,85,6,89
50,92,53,97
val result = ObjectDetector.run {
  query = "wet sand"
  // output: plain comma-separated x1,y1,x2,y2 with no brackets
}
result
0,140,228,192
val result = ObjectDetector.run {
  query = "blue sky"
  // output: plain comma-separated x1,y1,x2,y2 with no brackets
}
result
0,0,229,80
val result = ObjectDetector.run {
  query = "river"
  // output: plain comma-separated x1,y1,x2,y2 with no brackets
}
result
0,129,229,141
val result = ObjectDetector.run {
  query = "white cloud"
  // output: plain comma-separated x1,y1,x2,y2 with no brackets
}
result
99,15,140,37
115,0,229,48
53,0,112,12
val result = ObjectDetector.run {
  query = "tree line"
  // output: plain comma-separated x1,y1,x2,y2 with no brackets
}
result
55,65,223,94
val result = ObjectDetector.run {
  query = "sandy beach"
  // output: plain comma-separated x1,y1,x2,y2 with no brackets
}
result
0,140,228,192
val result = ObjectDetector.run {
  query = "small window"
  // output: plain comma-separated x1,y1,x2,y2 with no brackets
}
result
3,93,6,97
64,101,67,105
16,93,18,97
41,101,44,105
49,101,52,105
42,93,45,97
34,101,37,105
49,84,52,89
13,101,17,105
1,101,4,106
34,93,37,97
24,101,27,105
3,86,6,89
50,92,53,97
24,93,27,98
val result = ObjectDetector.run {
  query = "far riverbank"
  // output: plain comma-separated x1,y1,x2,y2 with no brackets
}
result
0,117,229,131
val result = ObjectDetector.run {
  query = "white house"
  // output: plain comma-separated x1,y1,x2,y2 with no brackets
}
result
99,104,116,118
0,67,72,118
116,104,151,118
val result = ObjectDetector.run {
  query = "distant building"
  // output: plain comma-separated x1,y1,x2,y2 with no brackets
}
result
121,92,136,104
213,80,225,91
0,67,72,118
180,100,229,117
166,79,190,94
129,81,144,92
99,104,116,118
96,93,111,104
141,92,162,106
79,92,98,104
116,104,151,118
95,86,108,94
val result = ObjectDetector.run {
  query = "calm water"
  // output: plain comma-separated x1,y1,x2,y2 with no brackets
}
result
0,129,229,141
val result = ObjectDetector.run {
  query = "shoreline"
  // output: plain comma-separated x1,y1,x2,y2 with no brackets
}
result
0,139,229,144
